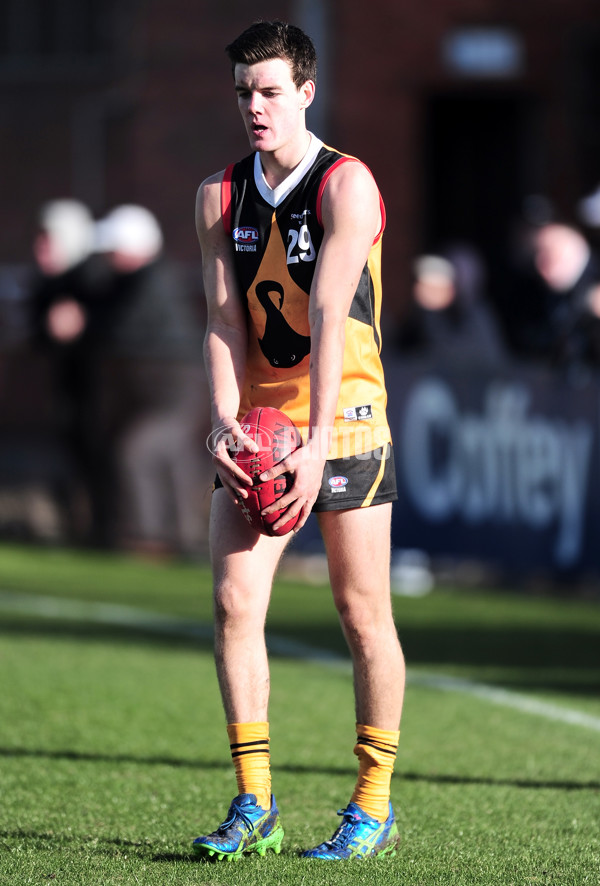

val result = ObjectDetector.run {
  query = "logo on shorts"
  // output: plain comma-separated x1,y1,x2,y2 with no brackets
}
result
233,226,258,252
328,475,348,493
343,404,373,422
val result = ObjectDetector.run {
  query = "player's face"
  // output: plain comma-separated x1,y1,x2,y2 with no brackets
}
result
234,58,314,156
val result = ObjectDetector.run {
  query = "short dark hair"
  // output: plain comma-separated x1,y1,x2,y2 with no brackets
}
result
225,20,317,88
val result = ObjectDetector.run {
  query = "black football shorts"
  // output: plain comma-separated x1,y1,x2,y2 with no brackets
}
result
313,443,397,511
214,443,397,511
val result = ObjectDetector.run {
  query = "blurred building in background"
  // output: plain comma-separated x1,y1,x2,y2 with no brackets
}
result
1,0,600,319
1,0,600,578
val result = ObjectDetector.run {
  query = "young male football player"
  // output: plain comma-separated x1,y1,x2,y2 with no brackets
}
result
193,19,406,860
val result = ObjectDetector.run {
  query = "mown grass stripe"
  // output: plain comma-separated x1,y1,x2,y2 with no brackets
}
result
2,590,600,733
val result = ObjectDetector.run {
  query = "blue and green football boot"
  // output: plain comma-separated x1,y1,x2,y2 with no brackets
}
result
192,793,284,861
301,801,400,860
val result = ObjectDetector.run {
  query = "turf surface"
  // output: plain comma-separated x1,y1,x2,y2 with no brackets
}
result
0,543,598,884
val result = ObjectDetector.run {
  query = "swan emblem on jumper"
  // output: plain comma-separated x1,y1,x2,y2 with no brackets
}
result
255,279,311,368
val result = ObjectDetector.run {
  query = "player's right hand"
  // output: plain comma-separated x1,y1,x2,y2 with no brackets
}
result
208,417,259,502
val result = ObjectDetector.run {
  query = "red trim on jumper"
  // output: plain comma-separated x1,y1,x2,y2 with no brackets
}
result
221,163,235,234
316,157,386,243
316,157,348,227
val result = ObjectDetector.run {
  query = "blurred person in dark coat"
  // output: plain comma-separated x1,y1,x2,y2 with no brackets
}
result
94,204,209,558
577,183,600,246
30,198,113,545
398,245,507,367
529,222,600,377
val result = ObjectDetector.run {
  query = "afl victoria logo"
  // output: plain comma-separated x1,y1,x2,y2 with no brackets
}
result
328,476,348,489
233,226,259,243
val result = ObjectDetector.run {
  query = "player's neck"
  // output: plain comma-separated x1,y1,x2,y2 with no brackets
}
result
259,130,312,189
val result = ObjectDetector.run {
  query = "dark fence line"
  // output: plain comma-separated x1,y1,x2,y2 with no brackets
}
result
1,333,599,583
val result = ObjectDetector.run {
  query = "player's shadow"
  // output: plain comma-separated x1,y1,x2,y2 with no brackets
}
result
0,827,198,864
152,851,195,863
0,746,597,793
400,770,600,792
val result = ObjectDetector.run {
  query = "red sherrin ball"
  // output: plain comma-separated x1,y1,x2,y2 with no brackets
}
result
234,407,302,536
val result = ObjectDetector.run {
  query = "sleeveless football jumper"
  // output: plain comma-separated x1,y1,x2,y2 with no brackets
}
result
221,134,397,509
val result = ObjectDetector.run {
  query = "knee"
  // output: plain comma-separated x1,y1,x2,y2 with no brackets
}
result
213,578,264,628
336,591,397,652
337,598,380,649
214,579,248,619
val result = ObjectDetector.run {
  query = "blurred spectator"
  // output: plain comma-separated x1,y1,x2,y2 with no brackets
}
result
30,198,113,546
397,244,507,366
577,183,600,256
528,222,600,375
500,207,552,360
94,204,209,558
577,184,600,230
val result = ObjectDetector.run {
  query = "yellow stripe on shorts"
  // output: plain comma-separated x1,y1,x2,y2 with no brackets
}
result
361,443,390,507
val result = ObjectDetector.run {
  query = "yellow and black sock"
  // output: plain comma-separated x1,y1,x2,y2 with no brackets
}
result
226,722,271,810
350,723,400,822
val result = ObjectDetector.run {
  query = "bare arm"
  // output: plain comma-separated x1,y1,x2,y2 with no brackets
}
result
196,173,258,500
261,160,382,529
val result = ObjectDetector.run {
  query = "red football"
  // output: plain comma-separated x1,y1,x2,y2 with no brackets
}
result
234,407,302,536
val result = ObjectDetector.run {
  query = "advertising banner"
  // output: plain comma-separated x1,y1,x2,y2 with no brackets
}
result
385,356,600,578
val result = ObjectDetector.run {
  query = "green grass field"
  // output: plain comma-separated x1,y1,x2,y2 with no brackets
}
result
0,543,598,885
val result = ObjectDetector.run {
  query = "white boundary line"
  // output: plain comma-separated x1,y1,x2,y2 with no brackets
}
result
1,590,600,734
408,672,600,733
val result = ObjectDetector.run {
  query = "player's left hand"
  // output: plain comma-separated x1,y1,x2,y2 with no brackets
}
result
258,441,325,532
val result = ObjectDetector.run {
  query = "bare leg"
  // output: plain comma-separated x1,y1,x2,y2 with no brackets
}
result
318,503,405,729
194,497,288,857
209,489,291,723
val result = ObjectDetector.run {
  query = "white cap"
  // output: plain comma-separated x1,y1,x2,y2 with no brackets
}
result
38,199,94,269
94,205,163,258
413,255,456,282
